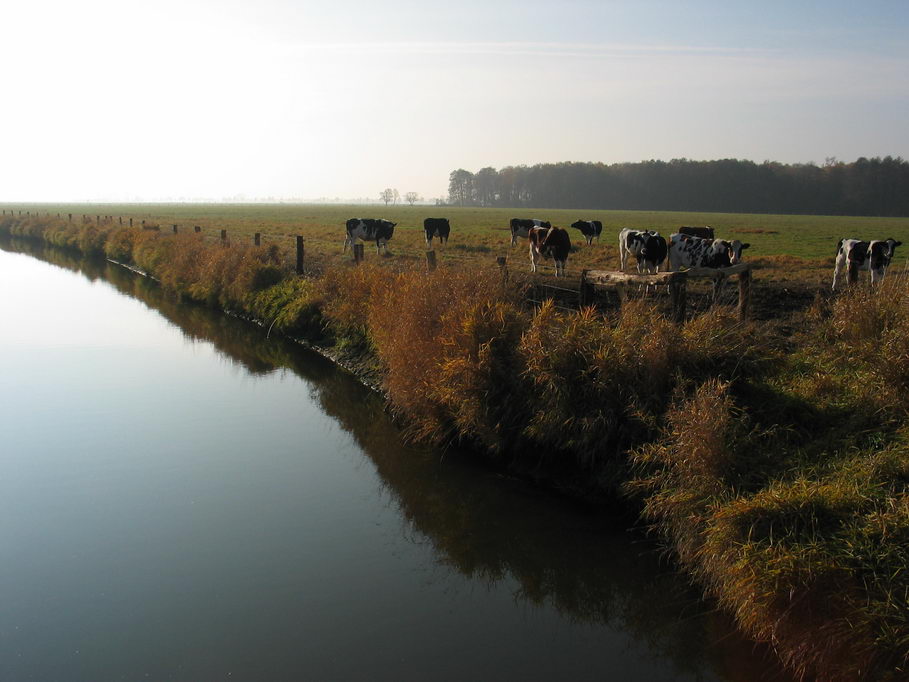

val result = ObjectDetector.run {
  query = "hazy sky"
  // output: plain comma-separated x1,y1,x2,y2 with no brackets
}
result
2,0,907,202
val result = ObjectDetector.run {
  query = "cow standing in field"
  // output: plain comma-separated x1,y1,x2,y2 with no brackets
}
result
619,229,667,273
344,218,396,254
678,225,715,239
570,220,603,246
424,218,451,248
510,218,551,247
667,234,750,271
832,238,902,290
528,226,571,277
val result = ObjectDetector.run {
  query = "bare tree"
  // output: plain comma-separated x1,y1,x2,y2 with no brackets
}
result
393,189,400,206
404,191,422,206
380,188,394,206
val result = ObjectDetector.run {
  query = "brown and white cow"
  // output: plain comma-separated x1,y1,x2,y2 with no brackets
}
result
528,226,571,277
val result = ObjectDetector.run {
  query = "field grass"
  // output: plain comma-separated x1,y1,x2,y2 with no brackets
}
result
5,203,909,289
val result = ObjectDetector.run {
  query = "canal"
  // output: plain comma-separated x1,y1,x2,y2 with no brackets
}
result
0,241,790,681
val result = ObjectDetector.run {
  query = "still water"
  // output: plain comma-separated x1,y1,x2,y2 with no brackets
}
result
0,241,789,681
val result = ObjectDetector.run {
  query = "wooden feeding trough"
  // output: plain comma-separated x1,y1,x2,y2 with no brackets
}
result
580,263,753,322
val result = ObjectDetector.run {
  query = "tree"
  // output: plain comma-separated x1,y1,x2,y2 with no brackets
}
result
404,191,422,206
393,189,400,206
380,188,394,206
448,169,474,207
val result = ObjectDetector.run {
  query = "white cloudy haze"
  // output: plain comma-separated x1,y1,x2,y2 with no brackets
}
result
1,0,907,201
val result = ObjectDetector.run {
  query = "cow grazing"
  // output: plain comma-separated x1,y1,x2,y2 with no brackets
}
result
424,218,451,248
832,238,902,290
668,234,750,271
619,229,667,273
570,220,603,246
510,218,551,247
528,226,571,277
678,225,715,239
344,218,396,254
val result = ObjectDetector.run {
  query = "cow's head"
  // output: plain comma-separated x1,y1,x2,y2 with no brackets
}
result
728,240,750,265
570,220,586,230
641,233,667,264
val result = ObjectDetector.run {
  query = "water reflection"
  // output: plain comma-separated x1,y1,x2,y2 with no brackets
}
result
1,237,791,682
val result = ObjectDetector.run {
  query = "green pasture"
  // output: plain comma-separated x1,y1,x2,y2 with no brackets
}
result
5,203,909,276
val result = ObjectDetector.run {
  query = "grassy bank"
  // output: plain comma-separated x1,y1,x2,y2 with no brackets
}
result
3,213,908,680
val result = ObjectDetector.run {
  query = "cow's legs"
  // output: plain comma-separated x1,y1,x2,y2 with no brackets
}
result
871,267,884,285
426,234,432,248
511,232,518,248
586,235,593,246
529,244,539,273
343,235,351,252
619,244,627,271
832,254,846,290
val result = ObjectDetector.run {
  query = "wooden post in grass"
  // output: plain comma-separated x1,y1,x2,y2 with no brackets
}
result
96,215,100,224
353,243,364,264
194,225,201,233
496,255,508,282
426,250,437,271
172,224,178,234
220,229,227,243
296,236,305,275
254,232,261,246
738,268,752,320
118,216,122,225
141,220,146,228
129,217,133,227
668,274,686,323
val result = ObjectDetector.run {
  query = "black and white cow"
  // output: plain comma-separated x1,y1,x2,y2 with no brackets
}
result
424,218,451,248
510,218,551,247
667,234,750,271
678,225,715,240
528,226,571,277
832,238,902,290
570,220,603,246
344,218,396,254
619,229,667,273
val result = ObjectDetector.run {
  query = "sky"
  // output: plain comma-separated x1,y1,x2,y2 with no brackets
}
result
1,0,907,202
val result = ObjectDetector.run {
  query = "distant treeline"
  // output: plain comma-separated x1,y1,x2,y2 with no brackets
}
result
447,157,909,217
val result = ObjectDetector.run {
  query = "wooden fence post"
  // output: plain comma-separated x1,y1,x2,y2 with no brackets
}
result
194,225,201,233
141,220,146,228
353,243,364,264
254,232,261,246
69,213,73,222
738,268,752,321
96,215,100,224
296,236,305,274
669,273,687,324
172,224,178,234
426,250,437,270
221,229,227,243
119,216,122,225
129,218,133,227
